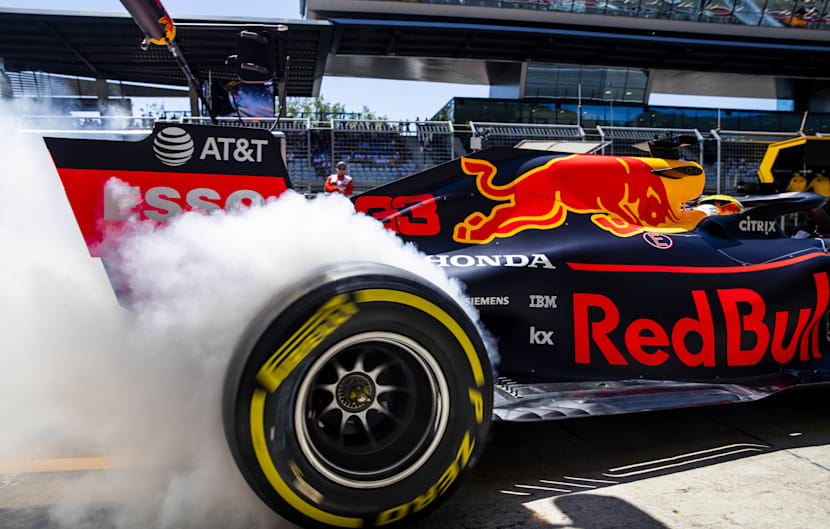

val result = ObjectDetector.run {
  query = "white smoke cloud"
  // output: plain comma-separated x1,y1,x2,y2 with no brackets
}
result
0,101,494,529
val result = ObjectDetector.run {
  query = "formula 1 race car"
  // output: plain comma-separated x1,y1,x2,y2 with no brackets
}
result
44,123,830,529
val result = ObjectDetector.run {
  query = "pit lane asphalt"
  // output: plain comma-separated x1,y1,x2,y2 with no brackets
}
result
2,384,829,529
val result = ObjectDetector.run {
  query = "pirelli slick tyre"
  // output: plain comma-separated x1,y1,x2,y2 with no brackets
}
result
223,263,493,529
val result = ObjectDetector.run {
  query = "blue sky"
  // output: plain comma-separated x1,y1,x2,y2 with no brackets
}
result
0,0,489,120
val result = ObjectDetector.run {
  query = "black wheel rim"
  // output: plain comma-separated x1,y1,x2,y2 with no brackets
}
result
294,332,450,488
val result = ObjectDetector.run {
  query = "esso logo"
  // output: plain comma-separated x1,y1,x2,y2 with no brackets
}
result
104,182,272,222
153,127,195,166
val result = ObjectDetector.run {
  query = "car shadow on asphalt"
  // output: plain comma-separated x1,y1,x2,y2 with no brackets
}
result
553,494,669,528
414,383,830,529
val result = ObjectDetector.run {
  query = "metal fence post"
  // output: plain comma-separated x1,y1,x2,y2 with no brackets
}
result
330,118,336,180
448,120,455,160
597,125,607,154
305,118,312,194
711,129,722,195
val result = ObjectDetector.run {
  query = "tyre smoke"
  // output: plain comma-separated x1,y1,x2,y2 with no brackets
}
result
0,101,494,529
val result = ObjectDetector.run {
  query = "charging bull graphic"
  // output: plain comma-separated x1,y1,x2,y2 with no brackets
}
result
453,155,707,243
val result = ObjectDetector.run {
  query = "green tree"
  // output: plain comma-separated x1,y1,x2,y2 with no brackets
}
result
280,96,386,121
358,105,388,121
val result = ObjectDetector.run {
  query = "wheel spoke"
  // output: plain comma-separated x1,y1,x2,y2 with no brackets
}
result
337,412,351,447
314,381,338,397
320,400,340,417
366,361,393,381
352,350,367,373
375,383,408,396
316,407,343,437
331,359,349,379
357,411,377,448
368,401,403,425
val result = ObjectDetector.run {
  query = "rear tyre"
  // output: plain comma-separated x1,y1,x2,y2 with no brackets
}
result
223,264,493,529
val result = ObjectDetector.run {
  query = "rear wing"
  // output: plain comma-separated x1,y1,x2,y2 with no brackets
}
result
45,122,292,256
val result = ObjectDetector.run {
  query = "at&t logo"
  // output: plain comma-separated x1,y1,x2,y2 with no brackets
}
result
153,127,195,166
153,127,270,167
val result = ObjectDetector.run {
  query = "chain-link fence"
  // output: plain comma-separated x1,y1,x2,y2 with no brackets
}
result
330,120,454,193
18,115,817,199
597,125,712,190
597,125,704,160
710,129,803,195
185,116,315,191
272,119,312,192
469,122,585,149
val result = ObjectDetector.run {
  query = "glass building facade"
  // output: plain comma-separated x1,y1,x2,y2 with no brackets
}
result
374,0,830,30
439,97,830,134
524,65,649,103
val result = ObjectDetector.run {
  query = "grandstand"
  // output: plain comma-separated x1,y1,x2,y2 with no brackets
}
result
306,0,830,29
20,112,802,196
296,120,454,192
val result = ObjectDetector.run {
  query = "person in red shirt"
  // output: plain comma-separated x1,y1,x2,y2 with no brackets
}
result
325,161,354,196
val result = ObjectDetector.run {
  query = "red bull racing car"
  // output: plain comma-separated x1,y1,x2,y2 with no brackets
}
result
44,124,830,529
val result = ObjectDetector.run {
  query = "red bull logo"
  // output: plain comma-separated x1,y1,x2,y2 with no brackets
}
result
453,155,706,243
150,13,176,45
574,272,829,368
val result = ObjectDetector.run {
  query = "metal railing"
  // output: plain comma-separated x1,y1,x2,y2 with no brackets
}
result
20,115,813,196
470,122,585,149
16,114,156,131
597,126,709,186
597,125,704,158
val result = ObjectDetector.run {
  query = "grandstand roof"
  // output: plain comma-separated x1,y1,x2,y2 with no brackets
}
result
310,0,830,81
0,8,332,96
1,2,830,102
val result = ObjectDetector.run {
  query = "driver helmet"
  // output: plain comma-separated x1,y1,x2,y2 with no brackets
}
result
694,195,744,216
